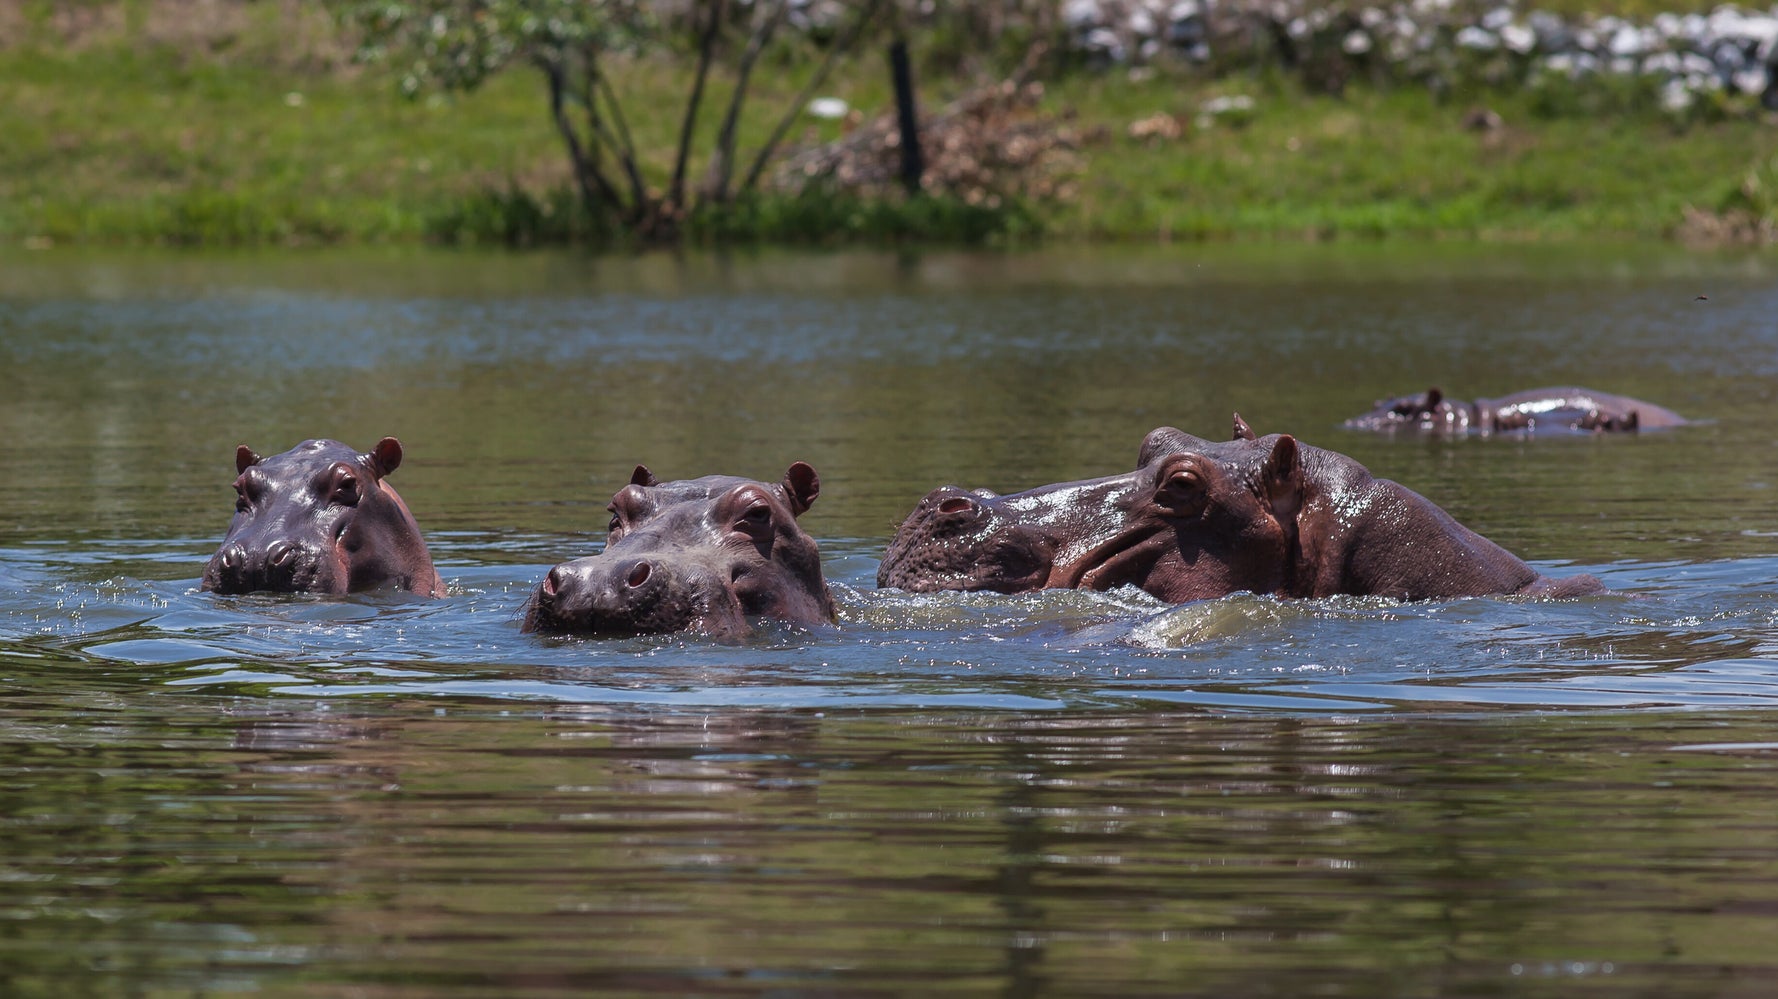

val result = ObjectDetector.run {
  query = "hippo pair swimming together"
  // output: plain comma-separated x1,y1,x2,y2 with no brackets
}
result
1345,386,1685,435
207,428,1602,638
202,437,833,636
879,419,1604,602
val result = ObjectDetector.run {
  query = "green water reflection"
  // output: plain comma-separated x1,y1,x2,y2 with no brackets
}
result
1,700,1774,996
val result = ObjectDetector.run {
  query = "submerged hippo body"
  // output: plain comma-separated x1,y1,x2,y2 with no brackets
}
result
1344,386,1686,435
878,426,1604,603
203,438,444,597
523,463,835,638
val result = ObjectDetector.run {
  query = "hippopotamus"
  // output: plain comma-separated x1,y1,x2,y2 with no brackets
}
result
523,462,835,638
1343,386,1686,434
878,424,1604,602
203,437,445,597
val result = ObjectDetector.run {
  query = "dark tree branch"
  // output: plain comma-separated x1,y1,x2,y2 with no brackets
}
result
539,56,622,219
699,0,790,208
740,0,884,197
669,0,727,213
591,55,641,175
579,55,649,219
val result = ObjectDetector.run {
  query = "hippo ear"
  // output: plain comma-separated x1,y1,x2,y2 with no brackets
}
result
782,461,820,516
1261,434,1304,521
364,437,403,479
630,465,659,488
1232,413,1257,441
234,445,262,475
1425,387,1443,410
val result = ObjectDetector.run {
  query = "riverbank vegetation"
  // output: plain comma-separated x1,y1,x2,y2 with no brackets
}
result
4,0,1778,247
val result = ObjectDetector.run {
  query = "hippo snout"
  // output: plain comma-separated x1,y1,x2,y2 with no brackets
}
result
544,557,661,617
526,554,738,636
205,540,337,594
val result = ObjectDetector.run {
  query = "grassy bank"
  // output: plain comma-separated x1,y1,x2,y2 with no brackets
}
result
4,4,1777,247
1049,71,1778,242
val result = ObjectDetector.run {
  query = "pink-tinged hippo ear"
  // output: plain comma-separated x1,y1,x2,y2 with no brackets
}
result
630,465,660,488
365,437,404,479
235,445,262,475
1232,413,1257,441
783,461,820,516
1261,434,1304,521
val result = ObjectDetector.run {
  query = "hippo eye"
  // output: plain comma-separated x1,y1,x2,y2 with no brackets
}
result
331,474,361,506
234,486,249,513
607,515,622,535
731,501,774,538
1157,467,1207,512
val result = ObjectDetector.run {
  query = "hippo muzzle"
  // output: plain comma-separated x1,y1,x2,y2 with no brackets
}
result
523,552,747,638
877,486,1054,593
205,537,347,595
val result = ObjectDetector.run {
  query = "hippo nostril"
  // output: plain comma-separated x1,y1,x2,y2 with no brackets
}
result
267,541,296,568
543,566,567,598
221,545,245,570
626,561,652,588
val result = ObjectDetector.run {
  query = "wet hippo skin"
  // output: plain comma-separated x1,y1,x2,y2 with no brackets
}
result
1343,386,1686,435
879,424,1605,603
203,437,445,597
524,462,835,638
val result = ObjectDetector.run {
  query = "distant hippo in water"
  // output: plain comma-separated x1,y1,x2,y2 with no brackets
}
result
878,424,1604,602
524,463,835,638
1344,386,1686,435
203,437,445,597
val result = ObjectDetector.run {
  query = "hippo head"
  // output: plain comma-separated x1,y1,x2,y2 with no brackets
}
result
203,437,444,597
523,462,835,638
878,429,1304,602
1342,387,1463,431
875,485,1054,593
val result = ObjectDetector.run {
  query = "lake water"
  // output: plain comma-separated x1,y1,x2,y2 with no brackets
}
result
2,244,1776,994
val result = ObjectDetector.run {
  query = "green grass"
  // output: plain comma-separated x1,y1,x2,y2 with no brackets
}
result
4,8,1778,247
1042,69,1778,241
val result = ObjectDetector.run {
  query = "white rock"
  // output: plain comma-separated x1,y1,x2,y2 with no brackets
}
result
1608,26,1647,57
1734,67,1770,93
1456,26,1499,51
806,96,849,119
1660,78,1695,112
1642,52,1680,75
1681,52,1718,77
1343,30,1373,55
1501,23,1536,55
1085,27,1124,59
1063,0,1101,30
1201,94,1255,114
